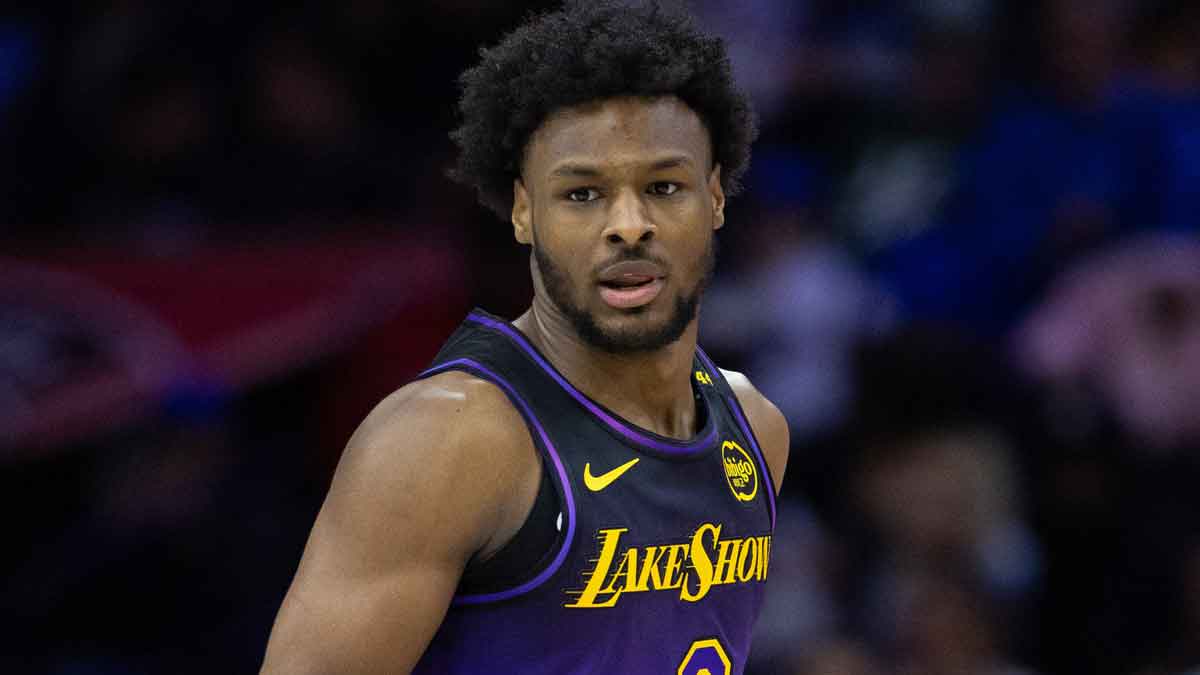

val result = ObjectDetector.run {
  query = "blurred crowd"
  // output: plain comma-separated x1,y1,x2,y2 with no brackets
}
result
3,1,1200,673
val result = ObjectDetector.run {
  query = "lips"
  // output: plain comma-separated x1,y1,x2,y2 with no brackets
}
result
596,260,666,309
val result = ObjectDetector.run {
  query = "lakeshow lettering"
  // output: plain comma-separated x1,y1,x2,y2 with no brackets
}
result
563,523,772,608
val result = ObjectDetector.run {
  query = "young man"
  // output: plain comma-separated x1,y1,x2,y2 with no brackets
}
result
261,2,788,672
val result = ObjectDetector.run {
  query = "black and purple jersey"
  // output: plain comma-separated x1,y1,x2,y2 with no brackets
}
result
411,309,777,674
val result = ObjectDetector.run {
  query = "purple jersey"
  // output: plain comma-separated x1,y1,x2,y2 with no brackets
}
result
412,310,777,674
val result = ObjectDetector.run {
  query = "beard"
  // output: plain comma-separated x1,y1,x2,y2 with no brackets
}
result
533,236,716,354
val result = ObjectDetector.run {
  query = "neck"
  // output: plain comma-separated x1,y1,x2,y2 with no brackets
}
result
512,299,701,440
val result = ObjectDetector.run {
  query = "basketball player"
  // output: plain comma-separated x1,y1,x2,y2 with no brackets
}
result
261,2,788,672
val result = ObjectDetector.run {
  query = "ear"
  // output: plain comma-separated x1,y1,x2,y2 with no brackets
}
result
512,178,533,244
708,164,726,230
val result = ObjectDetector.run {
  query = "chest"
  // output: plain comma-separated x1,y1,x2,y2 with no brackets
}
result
544,422,771,612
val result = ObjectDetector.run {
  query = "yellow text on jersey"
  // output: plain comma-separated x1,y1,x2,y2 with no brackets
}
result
564,523,771,609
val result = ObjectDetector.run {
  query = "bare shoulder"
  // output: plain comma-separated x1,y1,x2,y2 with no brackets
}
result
350,369,532,472
261,370,539,673
720,369,789,494
337,369,539,556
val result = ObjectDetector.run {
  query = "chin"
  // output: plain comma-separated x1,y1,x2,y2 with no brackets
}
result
576,297,695,354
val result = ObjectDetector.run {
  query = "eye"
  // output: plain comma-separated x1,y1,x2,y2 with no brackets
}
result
649,182,679,196
566,187,601,203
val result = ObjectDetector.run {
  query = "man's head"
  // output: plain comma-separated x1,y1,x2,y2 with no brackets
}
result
451,0,756,353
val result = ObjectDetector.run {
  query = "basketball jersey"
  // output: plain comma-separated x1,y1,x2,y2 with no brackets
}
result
411,309,778,674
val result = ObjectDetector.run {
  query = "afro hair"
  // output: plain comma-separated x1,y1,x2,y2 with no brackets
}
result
450,0,758,219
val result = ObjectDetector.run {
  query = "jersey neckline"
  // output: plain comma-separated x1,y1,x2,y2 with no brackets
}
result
467,309,720,458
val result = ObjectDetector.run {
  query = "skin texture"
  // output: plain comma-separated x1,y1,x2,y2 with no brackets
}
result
260,96,789,674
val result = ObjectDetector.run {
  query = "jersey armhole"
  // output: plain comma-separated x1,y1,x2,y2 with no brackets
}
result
695,348,779,529
458,455,561,595
417,358,578,605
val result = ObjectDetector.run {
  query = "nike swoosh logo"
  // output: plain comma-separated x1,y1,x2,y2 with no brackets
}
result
583,458,640,492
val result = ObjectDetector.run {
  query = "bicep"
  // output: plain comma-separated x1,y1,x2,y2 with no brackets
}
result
261,378,524,674
262,490,465,674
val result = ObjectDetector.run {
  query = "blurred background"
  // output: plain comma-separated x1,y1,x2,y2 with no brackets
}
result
3,0,1200,673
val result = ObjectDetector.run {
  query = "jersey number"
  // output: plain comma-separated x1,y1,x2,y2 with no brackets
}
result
677,638,731,675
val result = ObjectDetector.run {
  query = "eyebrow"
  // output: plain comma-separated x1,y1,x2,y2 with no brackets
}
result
547,155,695,178
649,156,693,171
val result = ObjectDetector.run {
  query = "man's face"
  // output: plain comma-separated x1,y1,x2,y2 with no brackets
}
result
513,96,725,353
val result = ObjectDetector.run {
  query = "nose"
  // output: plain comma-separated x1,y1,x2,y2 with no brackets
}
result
601,189,656,246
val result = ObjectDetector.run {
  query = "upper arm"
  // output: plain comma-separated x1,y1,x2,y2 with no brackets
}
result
260,372,537,674
722,369,790,495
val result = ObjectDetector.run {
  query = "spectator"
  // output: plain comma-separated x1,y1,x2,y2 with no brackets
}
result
875,0,1135,338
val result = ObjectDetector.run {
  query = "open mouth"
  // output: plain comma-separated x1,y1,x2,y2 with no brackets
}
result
599,275,656,291
597,276,665,309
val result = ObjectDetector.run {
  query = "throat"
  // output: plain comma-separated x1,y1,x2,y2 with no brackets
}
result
602,369,707,440
514,305,703,438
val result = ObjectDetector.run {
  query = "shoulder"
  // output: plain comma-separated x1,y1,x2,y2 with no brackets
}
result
346,370,533,481
720,369,789,494
261,371,540,673
352,370,531,458
334,370,540,559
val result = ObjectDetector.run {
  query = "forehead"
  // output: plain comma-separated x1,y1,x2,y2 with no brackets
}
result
523,96,712,176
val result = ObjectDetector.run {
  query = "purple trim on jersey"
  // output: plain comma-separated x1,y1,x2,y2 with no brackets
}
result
467,311,719,455
696,347,778,529
418,358,577,604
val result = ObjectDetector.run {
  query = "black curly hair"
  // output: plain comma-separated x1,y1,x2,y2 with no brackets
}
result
450,0,757,220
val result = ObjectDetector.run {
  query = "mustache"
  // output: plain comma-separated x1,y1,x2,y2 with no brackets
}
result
594,245,669,272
